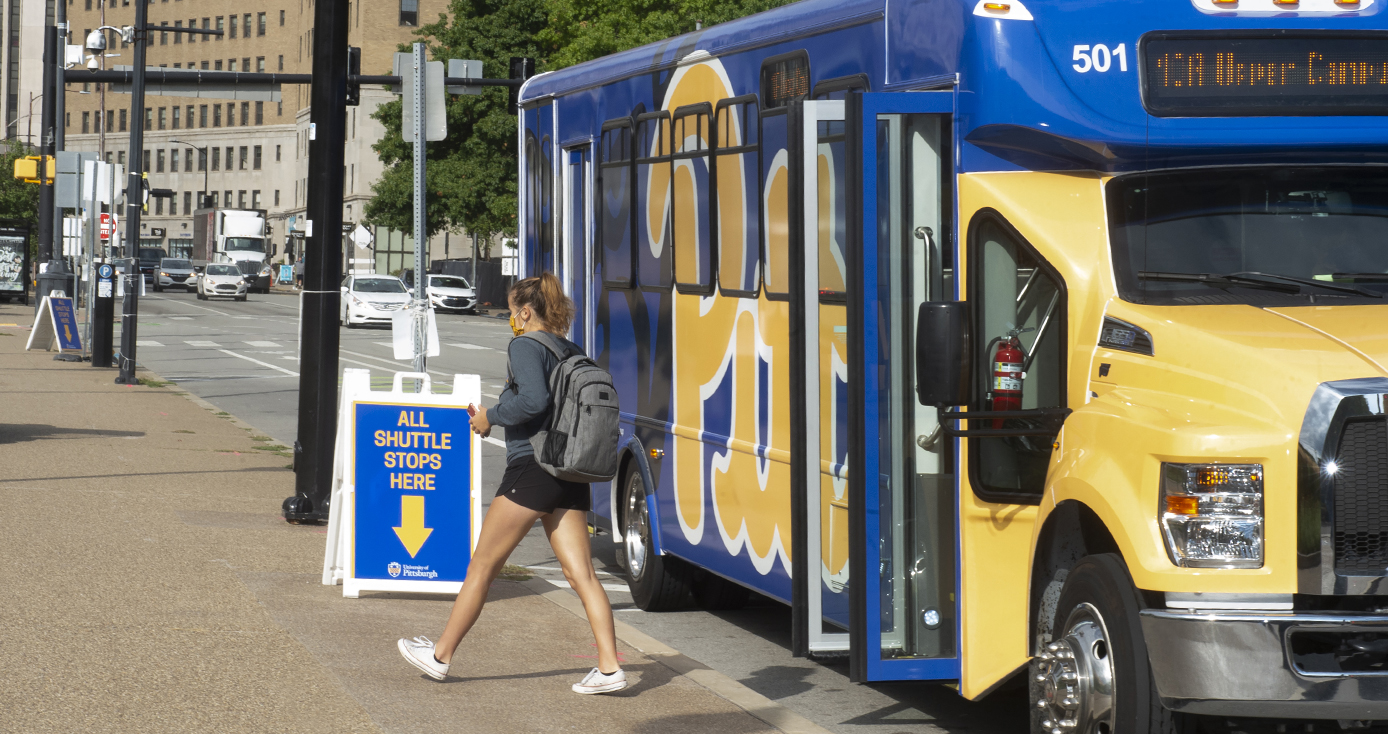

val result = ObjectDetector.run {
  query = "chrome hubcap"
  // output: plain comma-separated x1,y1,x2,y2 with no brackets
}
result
1035,603,1114,734
624,479,649,581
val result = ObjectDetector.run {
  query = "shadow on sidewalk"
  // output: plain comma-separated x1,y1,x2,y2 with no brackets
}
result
0,423,144,445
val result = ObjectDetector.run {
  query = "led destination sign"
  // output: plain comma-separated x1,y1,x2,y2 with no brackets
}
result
1143,34,1388,116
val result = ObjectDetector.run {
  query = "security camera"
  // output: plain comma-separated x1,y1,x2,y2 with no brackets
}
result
84,29,106,53
86,54,99,70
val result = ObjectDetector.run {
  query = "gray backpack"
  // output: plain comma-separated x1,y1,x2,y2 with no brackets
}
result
520,332,621,483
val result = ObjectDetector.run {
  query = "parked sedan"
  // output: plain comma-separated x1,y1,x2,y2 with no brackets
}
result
340,275,411,328
197,263,248,301
424,275,478,313
154,258,197,292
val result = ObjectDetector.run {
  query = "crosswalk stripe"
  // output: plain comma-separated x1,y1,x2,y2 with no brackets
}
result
244,340,281,348
184,340,220,347
136,340,164,347
449,342,493,351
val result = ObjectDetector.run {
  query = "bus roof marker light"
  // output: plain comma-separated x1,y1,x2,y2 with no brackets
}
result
971,0,1033,20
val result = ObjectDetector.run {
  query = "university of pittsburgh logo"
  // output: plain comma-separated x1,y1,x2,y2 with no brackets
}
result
387,562,401,578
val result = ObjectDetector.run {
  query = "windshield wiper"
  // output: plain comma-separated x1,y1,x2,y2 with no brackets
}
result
1138,271,1301,294
1229,271,1381,298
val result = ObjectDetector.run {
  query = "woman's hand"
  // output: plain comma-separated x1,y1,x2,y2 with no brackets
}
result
469,405,492,438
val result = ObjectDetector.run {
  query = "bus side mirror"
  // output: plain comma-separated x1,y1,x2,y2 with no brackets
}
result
916,301,971,407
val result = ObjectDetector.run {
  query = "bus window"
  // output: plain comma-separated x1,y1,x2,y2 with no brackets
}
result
759,51,808,300
672,103,712,293
714,96,760,297
599,119,633,288
635,111,673,289
817,117,848,301
969,213,1066,502
524,118,554,273
811,74,869,101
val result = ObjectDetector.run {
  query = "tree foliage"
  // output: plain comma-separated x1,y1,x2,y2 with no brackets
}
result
0,140,43,257
365,0,793,243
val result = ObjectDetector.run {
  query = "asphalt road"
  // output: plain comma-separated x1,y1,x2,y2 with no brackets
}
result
126,289,1029,734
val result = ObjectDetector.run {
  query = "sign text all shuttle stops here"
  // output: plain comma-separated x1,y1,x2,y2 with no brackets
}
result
322,370,481,597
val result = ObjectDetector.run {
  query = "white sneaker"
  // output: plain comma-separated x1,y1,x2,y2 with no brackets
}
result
397,636,449,681
572,667,627,694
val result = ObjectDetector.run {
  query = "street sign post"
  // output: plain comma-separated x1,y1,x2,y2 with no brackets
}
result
322,369,482,597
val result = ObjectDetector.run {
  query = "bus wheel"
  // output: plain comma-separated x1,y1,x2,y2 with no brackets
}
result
622,470,691,611
1031,554,1192,734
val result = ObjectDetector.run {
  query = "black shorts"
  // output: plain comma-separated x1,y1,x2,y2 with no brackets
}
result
495,456,591,513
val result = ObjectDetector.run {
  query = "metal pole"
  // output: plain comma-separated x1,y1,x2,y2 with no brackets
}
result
411,42,427,380
55,14,66,287
284,0,349,524
115,0,149,386
36,27,56,266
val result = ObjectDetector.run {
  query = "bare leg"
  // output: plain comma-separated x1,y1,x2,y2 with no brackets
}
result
543,508,620,674
434,495,544,663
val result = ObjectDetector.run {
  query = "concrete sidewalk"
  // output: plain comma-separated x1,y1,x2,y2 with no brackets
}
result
0,301,808,734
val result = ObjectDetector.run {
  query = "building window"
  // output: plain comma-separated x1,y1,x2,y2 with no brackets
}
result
210,191,217,207
239,146,248,170
202,17,209,38
82,111,89,133
400,0,418,26
156,149,165,173
85,0,90,8
256,56,264,73
118,151,125,165
155,197,163,215
238,190,246,208
198,105,206,127
274,189,280,206
253,145,262,169
157,107,166,130
174,20,181,44
212,148,220,170
229,14,237,38
188,18,197,42
244,14,251,38
215,59,223,71
216,16,224,39
200,60,208,70
106,112,114,132
64,112,69,129
241,102,249,127
142,149,150,172
275,144,281,162
213,105,221,127
119,109,127,132
257,12,266,35
277,54,283,72
242,56,250,72
251,190,261,208
144,107,152,131
171,107,180,129
254,101,263,125
277,101,282,117
171,148,179,172
226,147,234,170
279,9,285,26
225,190,233,207
185,149,193,172
169,195,177,217
160,21,168,45
198,149,207,171
183,191,191,213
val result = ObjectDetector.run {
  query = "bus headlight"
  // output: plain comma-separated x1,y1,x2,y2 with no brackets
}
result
1160,463,1263,569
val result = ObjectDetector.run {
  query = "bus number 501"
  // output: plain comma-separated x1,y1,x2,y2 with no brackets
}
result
1072,43,1128,73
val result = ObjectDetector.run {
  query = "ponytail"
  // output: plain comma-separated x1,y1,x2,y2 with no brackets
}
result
510,271,574,334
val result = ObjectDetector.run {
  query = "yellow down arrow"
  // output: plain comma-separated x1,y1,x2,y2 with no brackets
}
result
392,495,433,558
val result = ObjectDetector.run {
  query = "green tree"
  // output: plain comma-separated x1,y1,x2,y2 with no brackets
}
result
0,139,42,257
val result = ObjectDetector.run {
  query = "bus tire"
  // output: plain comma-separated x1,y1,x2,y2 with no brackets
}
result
692,570,749,610
622,470,691,611
1031,554,1194,734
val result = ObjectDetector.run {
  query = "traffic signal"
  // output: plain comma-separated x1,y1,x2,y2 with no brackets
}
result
13,155,55,184
508,57,535,115
345,46,361,106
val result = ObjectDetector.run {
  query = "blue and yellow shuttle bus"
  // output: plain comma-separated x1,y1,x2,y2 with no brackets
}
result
516,0,1388,728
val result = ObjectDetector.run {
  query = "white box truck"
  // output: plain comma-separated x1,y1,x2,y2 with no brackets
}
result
191,208,272,293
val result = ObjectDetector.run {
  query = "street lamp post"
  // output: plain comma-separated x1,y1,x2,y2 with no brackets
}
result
169,139,208,207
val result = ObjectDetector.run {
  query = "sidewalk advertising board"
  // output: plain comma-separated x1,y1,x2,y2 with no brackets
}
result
323,369,482,597
278,264,293,282
26,293,83,353
0,222,29,302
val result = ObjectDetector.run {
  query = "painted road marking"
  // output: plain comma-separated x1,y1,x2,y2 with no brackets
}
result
482,435,506,448
215,348,299,377
170,316,193,320
244,340,281,348
185,340,221,347
544,578,631,594
136,340,164,347
448,342,494,351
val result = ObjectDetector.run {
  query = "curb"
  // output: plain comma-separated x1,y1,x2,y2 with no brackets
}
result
520,578,836,734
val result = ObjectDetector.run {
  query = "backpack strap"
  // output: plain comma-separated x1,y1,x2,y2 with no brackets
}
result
520,331,581,361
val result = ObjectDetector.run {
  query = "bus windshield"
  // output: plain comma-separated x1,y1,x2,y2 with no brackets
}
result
225,237,265,252
1108,167,1388,305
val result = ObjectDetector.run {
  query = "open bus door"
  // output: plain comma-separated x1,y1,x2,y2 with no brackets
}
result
791,92,958,682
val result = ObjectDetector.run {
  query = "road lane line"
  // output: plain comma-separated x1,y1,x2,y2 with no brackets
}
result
185,340,221,347
216,348,300,376
148,297,229,316
136,340,164,347
244,340,281,348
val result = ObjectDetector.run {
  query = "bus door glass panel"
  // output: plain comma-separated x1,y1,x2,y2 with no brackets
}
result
524,103,554,276
802,100,849,652
876,112,954,660
635,112,673,288
762,106,791,298
599,121,633,288
672,105,712,292
970,217,1064,502
715,97,759,296
565,145,592,347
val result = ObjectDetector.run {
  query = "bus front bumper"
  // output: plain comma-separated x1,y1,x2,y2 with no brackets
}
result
1141,609,1388,719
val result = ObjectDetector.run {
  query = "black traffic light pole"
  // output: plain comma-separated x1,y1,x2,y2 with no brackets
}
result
283,0,350,524
35,27,56,266
114,0,150,386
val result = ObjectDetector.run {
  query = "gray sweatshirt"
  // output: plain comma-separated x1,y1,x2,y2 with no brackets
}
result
489,333,580,465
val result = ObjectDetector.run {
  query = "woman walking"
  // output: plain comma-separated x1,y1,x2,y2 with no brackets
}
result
397,272,626,694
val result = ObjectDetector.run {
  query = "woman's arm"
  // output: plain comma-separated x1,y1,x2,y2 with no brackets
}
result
488,339,552,428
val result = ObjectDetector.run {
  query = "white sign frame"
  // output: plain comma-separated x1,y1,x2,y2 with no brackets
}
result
322,368,482,597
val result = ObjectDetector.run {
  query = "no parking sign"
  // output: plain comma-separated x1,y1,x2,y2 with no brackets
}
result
323,369,481,597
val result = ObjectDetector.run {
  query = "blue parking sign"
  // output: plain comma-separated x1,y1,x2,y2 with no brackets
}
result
352,401,475,584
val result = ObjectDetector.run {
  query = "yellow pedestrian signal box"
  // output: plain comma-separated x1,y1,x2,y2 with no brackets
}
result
13,156,55,184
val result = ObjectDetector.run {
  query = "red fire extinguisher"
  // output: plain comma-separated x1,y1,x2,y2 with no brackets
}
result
991,334,1024,427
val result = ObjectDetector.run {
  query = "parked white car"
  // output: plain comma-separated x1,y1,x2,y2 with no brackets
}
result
154,258,197,292
197,263,247,301
340,275,412,328
424,275,478,313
